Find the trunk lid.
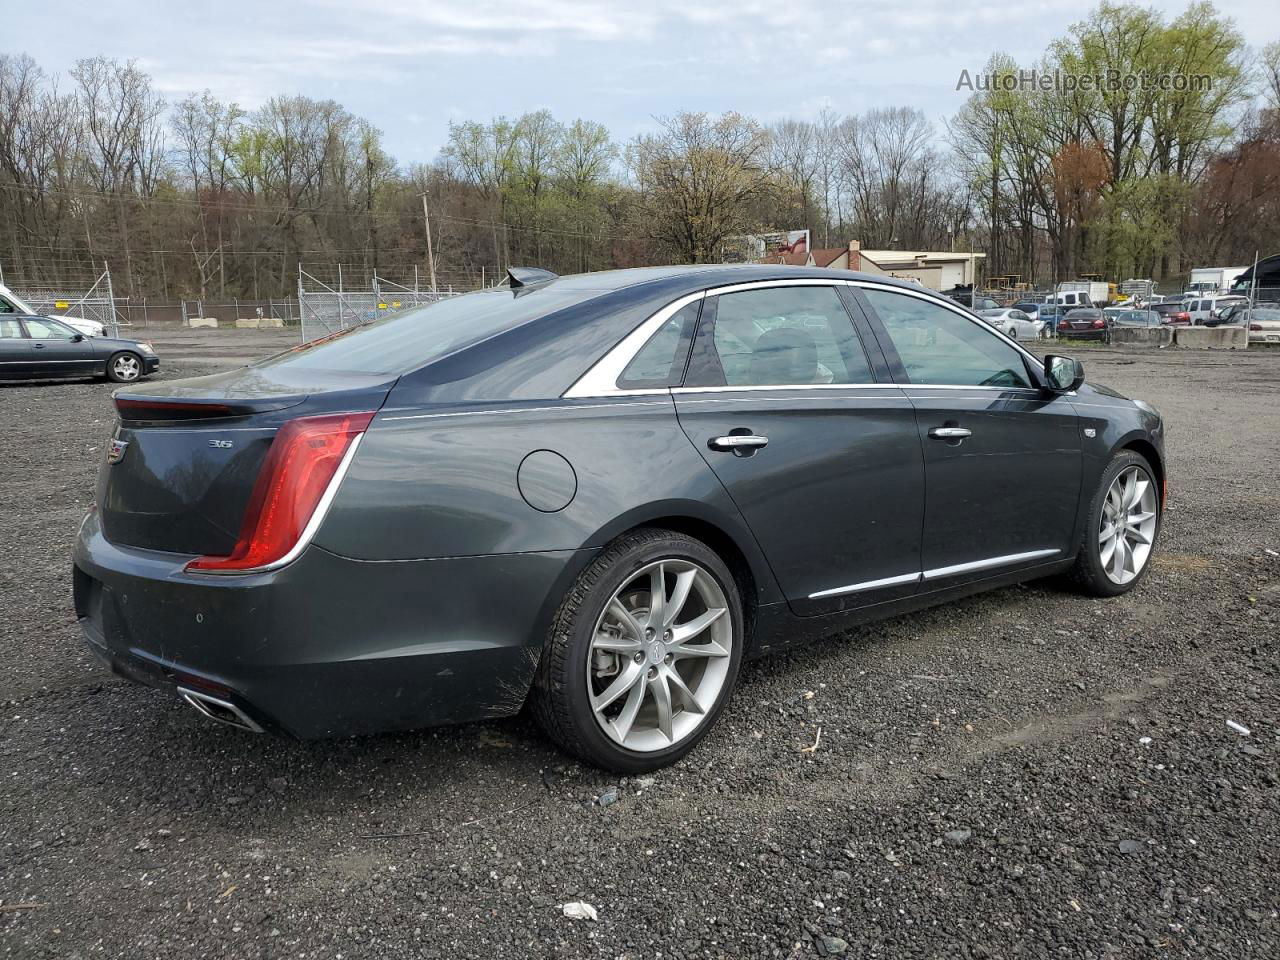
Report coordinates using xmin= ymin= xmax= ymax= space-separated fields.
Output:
xmin=98 ymin=365 xmax=394 ymax=555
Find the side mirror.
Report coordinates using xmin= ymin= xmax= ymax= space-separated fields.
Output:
xmin=1044 ymin=354 xmax=1084 ymax=393
xmin=71 ymin=333 xmax=85 ymax=342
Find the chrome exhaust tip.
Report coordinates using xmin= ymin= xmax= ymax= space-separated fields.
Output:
xmin=178 ymin=687 xmax=264 ymax=733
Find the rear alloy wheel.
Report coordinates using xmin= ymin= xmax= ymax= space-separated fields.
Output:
xmin=107 ymin=351 xmax=143 ymax=383
xmin=1068 ymin=451 xmax=1160 ymax=596
xmin=532 ymin=529 xmax=743 ymax=772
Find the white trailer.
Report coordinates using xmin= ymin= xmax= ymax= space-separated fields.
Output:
xmin=1049 ymin=281 xmax=1109 ymax=308
xmin=1186 ymin=267 xmax=1249 ymax=297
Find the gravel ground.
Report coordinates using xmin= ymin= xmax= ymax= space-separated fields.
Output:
xmin=1 ymin=342 xmax=1278 ymax=959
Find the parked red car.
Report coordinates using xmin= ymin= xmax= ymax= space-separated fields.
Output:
xmin=1151 ymin=303 xmax=1191 ymax=326
xmin=1057 ymin=307 xmax=1108 ymax=341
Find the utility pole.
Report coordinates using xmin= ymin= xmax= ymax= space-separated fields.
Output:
xmin=421 ymin=194 xmax=438 ymax=293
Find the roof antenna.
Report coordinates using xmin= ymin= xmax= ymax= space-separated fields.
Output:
xmin=506 ymin=267 xmax=559 ymax=288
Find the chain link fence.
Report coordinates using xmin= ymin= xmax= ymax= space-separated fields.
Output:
xmin=1 ymin=262 xmax=122 ymax=337
xmin=297 ymin=267 xmax=459 ymax=342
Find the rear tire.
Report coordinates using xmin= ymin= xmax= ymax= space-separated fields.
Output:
xmin=1067 ymin=450 xmax=1160 ymax=597
xmin=106 ymin=351 xmax=143 ymax=383
xmin=531 ymin=528 xmax=744 ymax=773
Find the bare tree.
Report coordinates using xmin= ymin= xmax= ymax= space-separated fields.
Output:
xmin=629 ymin=112 xmax=773 ymax=263
xmin=767 ymin=118 xmax=818 ymax=235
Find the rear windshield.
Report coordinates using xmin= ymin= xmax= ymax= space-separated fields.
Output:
xmin=255 ymin=286 xmax=599 ymax=377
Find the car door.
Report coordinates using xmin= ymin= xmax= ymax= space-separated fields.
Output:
xmin=672 ymin=280 xmax=924 ymax=617
xmin=854 ymin=284 xmax=1081 ymax=588
xmin=21 ymin=316 xmax=101 ymax=377
xmin=1009 ymin=310 xmax=1032 ymax=338
xmin=0 ymin=317 xmax=32 ymax=379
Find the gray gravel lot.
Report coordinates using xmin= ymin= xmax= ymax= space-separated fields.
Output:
xmin=1 ymin=338 xmax=1278 ymax=958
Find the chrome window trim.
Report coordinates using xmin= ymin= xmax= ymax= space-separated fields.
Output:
xmin=702 ymin=277 xmax=853 ymax=296
xmin=563 ymin=291 xmax=705 ymax=398
xmin=564 ymin=276 xmax=1051 ymax=399
xmin=672 ymin=383 xmax=903 ymax=395
xmin=895 ymin=384 xmax=1042 ymax=393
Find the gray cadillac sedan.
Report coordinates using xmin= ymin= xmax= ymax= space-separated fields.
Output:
xmin=73 ymin=265 xmax=1165 ymax=772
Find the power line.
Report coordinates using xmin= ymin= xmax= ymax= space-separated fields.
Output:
xmin=0 ymin=180 xmax=649 ymax=243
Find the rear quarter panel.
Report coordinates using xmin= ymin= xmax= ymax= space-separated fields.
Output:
xmin=314 ymin=394 xmax=784 ymax=606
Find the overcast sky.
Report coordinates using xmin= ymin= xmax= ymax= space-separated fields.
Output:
xmin=13 ymin=0 xmax=1276 ymax=162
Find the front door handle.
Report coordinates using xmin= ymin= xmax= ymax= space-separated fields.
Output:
xmin=708 ymin=434 xmax=769 ymax=451
xmin=928 ymin=426 xmax=972 ymax=440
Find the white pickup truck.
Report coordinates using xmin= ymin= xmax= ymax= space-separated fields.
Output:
xmin=1048 ymin=281 xmax=1109 ymax=309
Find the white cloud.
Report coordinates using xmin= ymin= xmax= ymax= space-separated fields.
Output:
xmin=16 ymin=0 xmax=1280 ymax=161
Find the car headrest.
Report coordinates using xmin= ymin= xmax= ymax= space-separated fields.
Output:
xmin=749 ymin=327 xmax=819 ymax=385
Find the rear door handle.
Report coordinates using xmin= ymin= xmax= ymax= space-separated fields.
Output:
xmin=928 ymin=426 xmax=972 ymax=440
xmin=708 ymin=435 xmax=769 ymax=451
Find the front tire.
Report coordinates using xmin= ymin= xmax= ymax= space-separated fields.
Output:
xmin=106 ymin=351 xmax=143 ymax=383
xmin=531 ymin=528 xmax=744 ymax=773
xmin=1068 ymin=451 xmax=1160 ymax=597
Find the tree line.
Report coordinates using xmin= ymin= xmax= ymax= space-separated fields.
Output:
xmin=0 ymin=1 xmax=1277 ymax=301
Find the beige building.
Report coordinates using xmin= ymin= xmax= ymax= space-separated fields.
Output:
xmin=759 ymin=240 xmax=985 ymax=292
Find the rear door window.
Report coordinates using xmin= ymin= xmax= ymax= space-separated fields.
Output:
xmin=686 ymin=285 xmax=874 ymax=388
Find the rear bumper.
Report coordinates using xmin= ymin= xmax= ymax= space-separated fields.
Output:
xmin=72 ymin=510 xmax=594 ymax=738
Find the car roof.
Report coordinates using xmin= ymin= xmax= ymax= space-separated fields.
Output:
xmin=390 ymin=265 xmax=944 ymax=404
xmin=542 ymin=263 xmax=928 ymax=295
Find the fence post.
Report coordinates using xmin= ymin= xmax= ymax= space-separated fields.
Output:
xmin=297 ymin=265 xmax=306 ymax=343
xmin=103 ymin=261 xmax=119 ymax=338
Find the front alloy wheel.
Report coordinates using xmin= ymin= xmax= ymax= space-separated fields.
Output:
xmin=108 ymin=352 xmax=142 ymax=382
xmin=1068 ymin=450 xmax=1160 ymax=596
xmin=532 ymin=529 xmax=743 ymax=772
xmin=1099 ymin=466 xmax=1158 ymax=585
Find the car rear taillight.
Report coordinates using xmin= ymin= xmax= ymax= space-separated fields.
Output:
xmin=1175 ymin=312 xmax=1189 ymax=322
xmin=1092 ymin=319 xmax=1105 ymax=328
xmin=1250 ymin=323 xmax=1262 ymax=331
xmin=185 ymin=412 xmax=374 ymax=574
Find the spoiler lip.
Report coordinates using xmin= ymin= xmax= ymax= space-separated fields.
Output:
xmin=113 ymin=394 xmax=306 ymax=422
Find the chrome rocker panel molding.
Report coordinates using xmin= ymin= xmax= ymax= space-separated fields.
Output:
xmin=808 ymin=549 xmax=1062 ymax=600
